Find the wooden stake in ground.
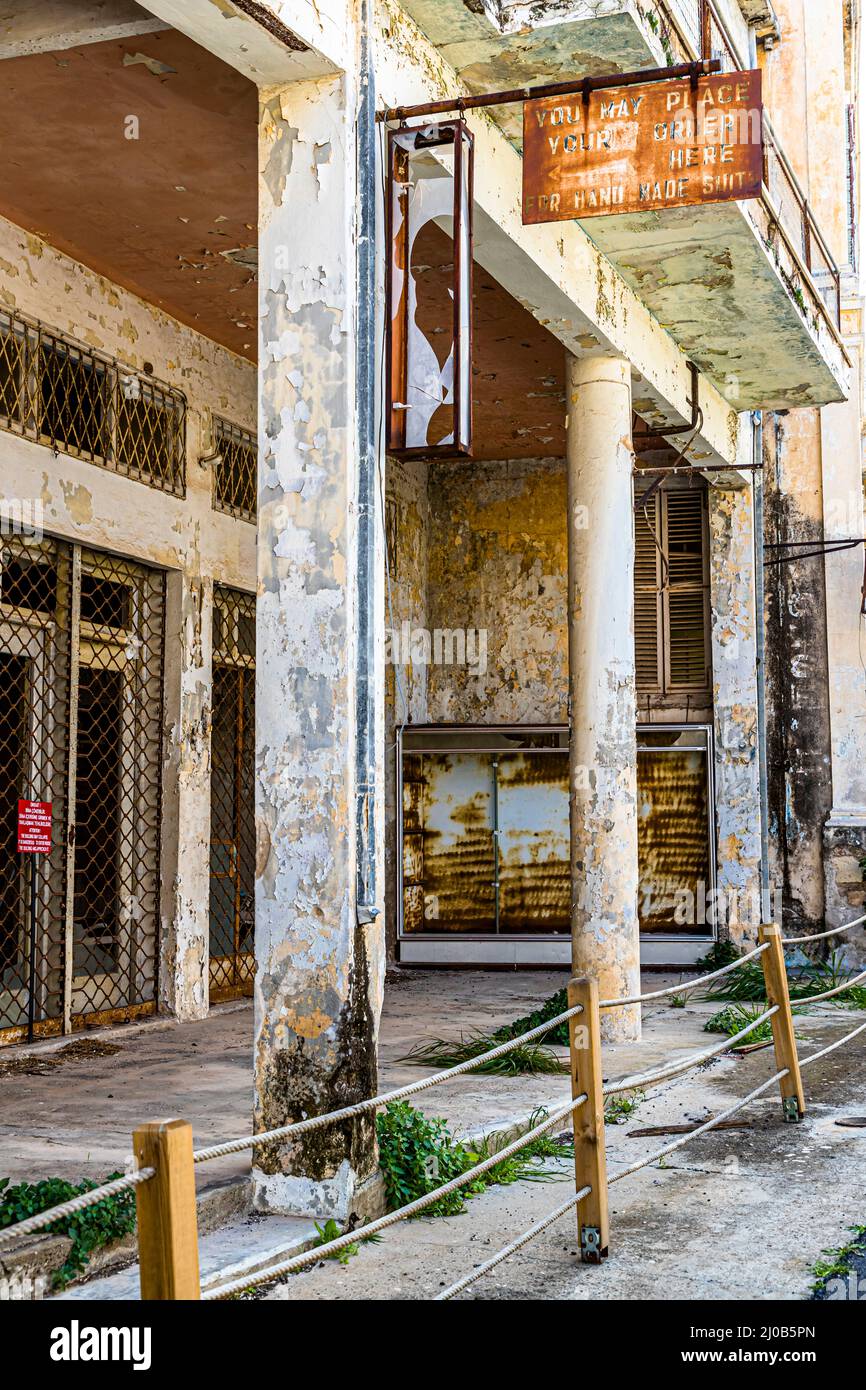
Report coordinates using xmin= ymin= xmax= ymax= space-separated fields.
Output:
xmin=758 ymin=923 xmax=806 ymax=1121
xmin=133 ymin=1118 xmax=201 ymax=1300
xmin=567 ymin=976 xmax=609 ymax=1262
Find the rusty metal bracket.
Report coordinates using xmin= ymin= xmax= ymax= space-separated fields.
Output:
xmin=378 ymin=59 xmax=720 ymax=124
xmin=633 ymin=361 xmax=702 ymax=442
xmin=580 ymin=1225 xmax=603 ymax=1264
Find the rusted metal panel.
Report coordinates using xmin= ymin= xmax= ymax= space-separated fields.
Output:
xmin=636 ymin=743 xmax=712 ymax=934
xmin=409 ymin=753 xmax=495 ymax=933
xmin=497 ymin=752 xmax=569 ymax=935
xmin=523 ymin=70 xmax=763 ymax=223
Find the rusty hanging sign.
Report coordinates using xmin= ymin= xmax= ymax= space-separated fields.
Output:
xmin=522 ymin=69 xmax=763 ymax=224
xmin=385 ymin=121 xmax=474 ymax=460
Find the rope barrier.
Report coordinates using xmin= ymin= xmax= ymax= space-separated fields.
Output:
xmin=794 ymin=968 xmax=866 ymax=1007
xmin=607 ymin=1072 xmax=788 ymax=1185
xmin=436 ymin=1071 xmax=787 ymax=1300
xmin=0 ymin=1168 xmax=154 ymax=1247
xmin=194 ymin=941 xmax=779 ymax=1165
xmin=782 ymin=913 xmax=866 ymax=946
xmin=192 ymin=931 xmax=809 ymax=1167
xmin=599 ymin=942 xmax=771 ymax=1009
xmin=193 ymin=1004 xmax=586 ymax=1164
xmin=602 ymin=1005 xmax=779 ymax=1097
xmin=799 ymin=1017 xmax=866 ymax=1068
xmin=201 ymin=1094 xmax=588 ymax=1300
xmin=435 ymin=1185 xmax=593 ymax=1301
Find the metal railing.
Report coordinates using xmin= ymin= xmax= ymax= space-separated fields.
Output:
xmin=3 ymin=913 xmax=864 ymax=1300
xmin=655 ymin=0 xmax=842 ymax=329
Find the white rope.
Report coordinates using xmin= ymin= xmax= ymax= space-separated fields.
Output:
xmin=603 ymin=1005 xmax=779 ymax=1096
xmin=599 ymin=942 xmax=771 ymax=1009
xmin=201 ymin=1095 xmax=587 ymax=1300
xmin=435 ymin=1185 xmax=592 ymax=1301
xmin=795 ymin=969 xmax=866 ymax=1007
xmin=195 ymin=940 xmax=784 ymax=1166
xmin=800 ymin=1017 xmax=866 ymax=1068
xmin=782 ymin=913 xmax=866 ymax=946
xmin=195 ymin=943 xmax=780 ymax=1165
xmin=0 ymin=1168 xmax=154 ymax=1247
xmin=193 ymin=1004 xmax=585 ymax=1164
xmin=608 ymin=1071 xmax=788 ymax=1185
xmin=437 ymin=1071 xmax=786 ymax=1300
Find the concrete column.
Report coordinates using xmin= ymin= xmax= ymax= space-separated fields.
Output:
xmin=159 ymin=570 xmax=212 ymax=1021
xmin=566 ymin=353 xmax=640 ymax=1042
xmin=707 ymin=482 xmax=764 ymax=947
xmin=253 ymin=74 xmax=385 ymax=1221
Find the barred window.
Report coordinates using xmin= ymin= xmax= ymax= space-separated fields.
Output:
xmin=213 ymin=584 xmax=256 ymax=662
xmin=39 ymin=339 xmax=108 ymax=462
xmin=115 ymin=376 xmax=185 ymax=492
xmin=634 ymin=481 xmax=710 ymax=695
xmin=212 ymin=416 xmax=256 ymax=523
xmin=0 ymin=309 xmax=186 ymax=497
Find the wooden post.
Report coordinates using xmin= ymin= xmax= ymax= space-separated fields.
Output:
xmin=133 ymin=1119 xmax=201 ymax=1300
xmin=567 ymin=977 xmax=609 ymax=1262
xmin=757 ymin=924 xmax=806 ymax=1122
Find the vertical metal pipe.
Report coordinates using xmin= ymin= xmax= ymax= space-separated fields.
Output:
xmin=355 ymin=0 xmax=378 ymax=924
xmin=752 ymin=410 xmax=771 ymax=916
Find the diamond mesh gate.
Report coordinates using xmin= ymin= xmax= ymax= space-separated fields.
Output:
xmin=209 ymin=586 xmax=255 ymax=1001
xmin=0 ymin=533 xmax=165 ymax=1043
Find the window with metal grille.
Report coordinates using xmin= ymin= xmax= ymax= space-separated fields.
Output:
xmin=634 ymin=482 xmax=710 ymax=695
xmin=212 ymin=416 xmax=256 ymax=522
xmin=0 ymin=309 xmax=186 ymax=496
xmin=209 ymin=585 xmax=256 ymax=1001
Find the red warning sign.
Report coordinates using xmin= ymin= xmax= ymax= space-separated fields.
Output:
xmin=17 ymin=800 xmax=52 ymax=853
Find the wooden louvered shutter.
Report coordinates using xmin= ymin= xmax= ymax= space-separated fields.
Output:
xmin=634 ymin=491 xmax=662 ymax=689
xmin=664 ymin=489 xmax=709 ymax=689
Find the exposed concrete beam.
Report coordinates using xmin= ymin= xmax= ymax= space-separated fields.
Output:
xmin=375 ymin=0 xmax=741 ymax=469
xmin=0 ymin=1 xmax=168 ymax=59
xmin=135 ymin=0 xmax=345 ymax=82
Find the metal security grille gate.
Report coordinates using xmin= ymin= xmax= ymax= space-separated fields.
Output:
xmin=0 ymin=533 xmax=165 ymax=1043
xmin=209 ymin=586 xmax=255 ymax=1001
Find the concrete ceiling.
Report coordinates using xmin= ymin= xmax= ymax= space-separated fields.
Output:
xmin=0 ymin=14 xmax=581 ymax=454
xmin=0 ymin=26 xmax=259 ymax=358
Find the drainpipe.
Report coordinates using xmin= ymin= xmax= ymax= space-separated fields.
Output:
xmin=752 ymin=409 xmax=771 ymax=918
xmin=355 ymin=0 xmax=378 ymax=926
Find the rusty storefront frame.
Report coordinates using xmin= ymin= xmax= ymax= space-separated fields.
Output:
xmin=0 ymin=534 xmax=166 ymax=1044
xmin=396 ymin=723 xmax=717 ymax=966
xmin=208 ymin=585 xmax=255 ymax=1002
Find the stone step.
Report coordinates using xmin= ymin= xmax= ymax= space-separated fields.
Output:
xmin=55 ymin=1210 xmax=321 ymax=1300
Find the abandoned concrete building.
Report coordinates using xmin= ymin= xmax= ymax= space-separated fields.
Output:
xmin=0 ymin=0 xmax=863 ymax=1216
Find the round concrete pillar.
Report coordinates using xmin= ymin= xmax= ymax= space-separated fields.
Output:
xmin=566 ymin=353 xmax=641 ymax=1041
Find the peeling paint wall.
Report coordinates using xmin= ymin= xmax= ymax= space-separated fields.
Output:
xmin=0 ymin=211 xmax=256 ymax=1020
xmin=253 ymin=74 xmax=385 ymax=1222
xmin=708 ymin=482 xmax=762 ymax=945
xmin=383 ymin=455 xmax=429 ymax=958
xmin=764 ymin=410 xmax=833 ymax=935
xmin=426 ymin=457 xmax=568 ymax=724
